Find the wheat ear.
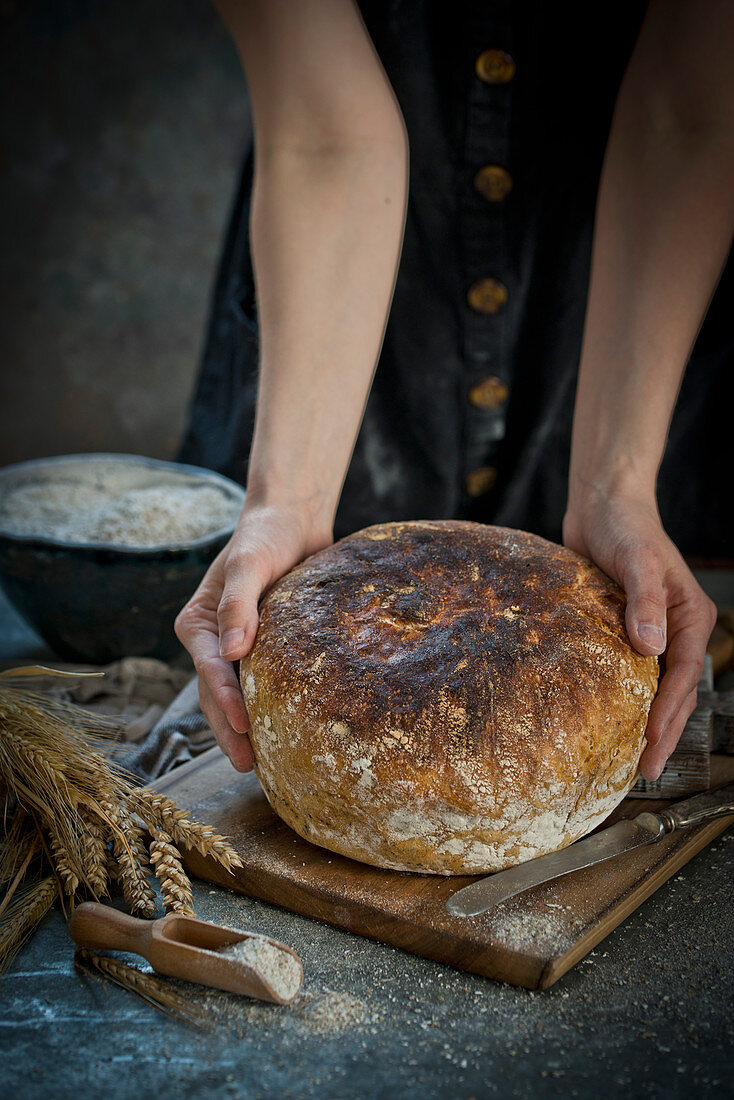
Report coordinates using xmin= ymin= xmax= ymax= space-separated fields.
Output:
xmin=129 ymin=788 xmax=243 ymax=872
xmin=102 ymin=800 xmax=156 ymax=918
xmin=0 ymin=876 xmax=58 ymax=973
xmin=148 ymin=827 xmax=195 ymax=916
xmin=79 ymin=809 xmax=110 ymax=897
xmin=73 ymin=949 xmax=211 ymax=1030
xmin=115 ymin=825 xmax=157 ymax=917
xmin=47 ymin=819 xmax=82 ymax=896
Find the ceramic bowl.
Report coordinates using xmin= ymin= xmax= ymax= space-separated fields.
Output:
xmin=0 ymin=453 xmax=246 ymax=662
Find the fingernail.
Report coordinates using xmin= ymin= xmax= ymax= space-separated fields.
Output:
xmin=220 ymin=628 xmax=245 ymax=656
xmin=638 ymin=622 xmax=666 ymax=651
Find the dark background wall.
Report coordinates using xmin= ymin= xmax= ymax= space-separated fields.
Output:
xmin=0 ymin=0 xmax=250 ymax=466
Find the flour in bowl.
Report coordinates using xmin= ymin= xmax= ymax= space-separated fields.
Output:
xmin=0 ymin=481 xmax=242 ymax=547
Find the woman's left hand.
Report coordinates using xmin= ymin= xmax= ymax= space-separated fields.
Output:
xmin=563 ymin=489 xmax=717 ymax=781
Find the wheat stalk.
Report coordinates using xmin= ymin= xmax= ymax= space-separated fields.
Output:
xmin=0 ymin=843 xmax=36 ymax=920
xmin=0 ymin=876 xmax=58 ymax=973
xmin=0 ymin=808 xmax=36 ymax=885
xmin=149 ymin=827 xmax=195 ymax=916
xmin=0 ymin=681 xmax=122 ymax=868
xmin=129 ymin=788 xmax=243 ymax=872
xmin=0 ymin=667 xmax=245 ymax=937
xmin=73 ymin=949 xmax=211 ymax=1030
xmin=0 ymin=682 xmax=119 ymax=789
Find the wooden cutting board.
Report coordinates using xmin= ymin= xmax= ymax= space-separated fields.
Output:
xmin=155 ymin=750 xmax=734 ymax=990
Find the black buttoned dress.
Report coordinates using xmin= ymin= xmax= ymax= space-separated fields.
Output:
xmin=178 ymin=1 xmax=732 ymax=557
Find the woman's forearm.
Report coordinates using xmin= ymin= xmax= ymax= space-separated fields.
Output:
xmin=564 ymin=0 xmax=732 ymax=779
xmin=246 ymin=137 xmax=408 ymax=531
xmin=569 ymin=0 xmax=734 ymax=509
xmin=213 ymin=0 xmax=409 ymax=534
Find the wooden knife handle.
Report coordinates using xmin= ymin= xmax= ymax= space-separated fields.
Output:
xmin=659 ymin=784 xmax=734 ymax=832
xmin=69 ymin=901 xmax=154 ymax=958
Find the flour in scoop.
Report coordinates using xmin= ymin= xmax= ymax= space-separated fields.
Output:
xmin=216 ymin=935 xmax=302 ymax=1002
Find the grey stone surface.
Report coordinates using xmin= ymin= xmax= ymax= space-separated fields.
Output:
xmin=0 ymin=0 xmax=249 ymax=466
xmin=2 ymin=852 xmax=733 ymax=1100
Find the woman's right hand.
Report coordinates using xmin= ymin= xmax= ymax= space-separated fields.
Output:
xmin=175 ymin=500 xmax=333 ymax=772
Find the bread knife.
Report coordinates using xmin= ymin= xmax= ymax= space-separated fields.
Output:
xmin=445 ymin=783 xmax=734 ymax=918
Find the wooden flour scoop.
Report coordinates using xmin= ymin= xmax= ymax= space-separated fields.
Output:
xmin=69 ymin=902 xmax=303 ymax=1004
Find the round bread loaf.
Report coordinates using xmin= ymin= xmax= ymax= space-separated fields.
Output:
xmin=241 ymin=521 xmax=658 ymax=874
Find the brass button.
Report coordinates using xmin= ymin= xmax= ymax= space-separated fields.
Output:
xmin=467 ymin=278 xmax=508 ymax=315
xmin=474 ymin=164 xmax=513 ymax=203
xmin=465 ymin=467 xmax=498 ymax=497
xmin=468 ymin=376 xmax=509 ymax=411
xmin=475 ymin=49 xmax=516 ymax=85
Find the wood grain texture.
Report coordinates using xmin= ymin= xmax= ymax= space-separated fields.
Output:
xmin=154 ymin=749 xmax=734 ymax=990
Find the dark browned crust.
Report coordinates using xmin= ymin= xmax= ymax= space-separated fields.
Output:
xmin=249 ymin=523 xmax=648 ymax=767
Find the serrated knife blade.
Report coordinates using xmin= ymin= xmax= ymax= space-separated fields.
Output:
xmin=445 ymin=782 xmax=734 ymax=918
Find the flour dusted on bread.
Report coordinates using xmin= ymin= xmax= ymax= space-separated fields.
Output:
xmin=241 ymin=522 xmax=658 ymax=875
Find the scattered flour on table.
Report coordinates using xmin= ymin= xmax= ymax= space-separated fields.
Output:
xmin=476 ymin=887 xmax=595 ymax=955
xmin=0 ymin=480 xmax=242 ymax=547
xmin=481 ymin=904 xmax=577 ymax=954
xmin=196 ymin=981 xmax=375 ymax=1038
xmin=215 ymin=936 xmax=302 ymax=1002
xmin=297 ymin=991 xmax=371 ymax=1033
